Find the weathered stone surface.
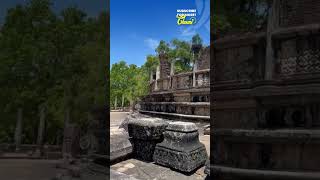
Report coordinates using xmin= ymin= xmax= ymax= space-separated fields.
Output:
xmin=204 ymin=125 xmax=210 ymax=135
xmin=153 ymin=121 xmax=208 ymax=172
xmin=204 ymin=158 xmax=210 ymax=176
xmin=211 ymin=1 xmax=320 ymax=179
xmin=130 ymin=139 xmax=158 ymax=162
xmin=128 ymin=118 xmax=168 ymax=161
xmin=110 ymin=129 xmax=132 ymax=163
xmin=128 ymin=118 xmax=168 ymax=140
xmin=110 ymin=169 xmax=140 ymax=180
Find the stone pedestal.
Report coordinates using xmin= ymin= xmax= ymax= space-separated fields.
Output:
xmin=110 ymin=129 xmax=132 ymax=163
xmin=128 ymin=118 xmax=168 ymax=161
xmin=153 ymin=122 xmax=208 ymax=172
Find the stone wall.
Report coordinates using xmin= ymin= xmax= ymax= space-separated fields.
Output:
xmin=211 ymin=1 xmax=320 ymax=178
xmin=274 ymin=33 xmax=320 ymax=77
xmin=280 ymin=0 xmax=320 ymax=27
xmin=197 ymin=47 xmax=210 ymax=70
xmin=213 ymin=33 xmax=266 ymax=84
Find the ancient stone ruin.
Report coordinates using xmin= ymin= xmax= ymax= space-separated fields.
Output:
xmin=210 ymin=0 xmax=320 ymax=179
xmin=110 ymin=45 xmax=210 ymax=179
xmin=140 ymin=46 xmax=210 ymax=121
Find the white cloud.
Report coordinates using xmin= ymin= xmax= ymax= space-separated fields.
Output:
xmin=144 ymin=38 xmax=159 ymax=50
xmin=180 ymin=28 xmax=197 ymax=37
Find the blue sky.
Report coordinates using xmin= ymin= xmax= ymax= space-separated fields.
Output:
xmin=111 ymin=0 xmax=210 ymax=67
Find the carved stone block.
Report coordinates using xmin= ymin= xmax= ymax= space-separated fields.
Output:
xmin=153 ymin=122 xmax=208 ymax=172
xmin=128 ymin=118 xmax=168 ymax=161
xmin=110 ymin=129 xmax=132 ymax=163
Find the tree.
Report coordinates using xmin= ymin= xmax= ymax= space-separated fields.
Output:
xmin=0 ymin=0 xmax=108 ymax=144
xmin=213 ymin=0 xmax=270 ymax=38
xmin=156 ymin=40 xmax=170 ymax=55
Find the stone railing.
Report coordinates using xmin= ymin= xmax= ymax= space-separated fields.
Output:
xmin=195 ymin=69 xmax=210 ymax=87
xmin=150 ymin=69 xmax=210 ymax=92
xmin=172 ymin=72 xmax=193 ymax=90
xmin=272 ymin=24 xmax=320 ymax=80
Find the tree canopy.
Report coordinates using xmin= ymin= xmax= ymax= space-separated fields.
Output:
xmin=0 ymin=0 xmax=108 ymax=144
xmin=110 ymin=34 xmax=204 ymax=109
xmin=213 ymin=0 xmax=270 ymax=39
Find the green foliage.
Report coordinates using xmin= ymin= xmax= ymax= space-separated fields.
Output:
xmin=156 ymin=40 xmax=170 ymax=55
xmin=192 ymin=34 xmax=202 ymax=45
xmin=213 ymin=0 xmax=270 ymax=38
xmin=110 ymin=34 xmax=205 ymax=107
xmin=0 ymin=0 xmax=108 ymax=144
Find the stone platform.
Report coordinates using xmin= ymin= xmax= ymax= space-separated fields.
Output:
xmin=111 ymin=158 xmax=208 ymax=180
xmin=153 ymin=122 xmax=208 ymax=172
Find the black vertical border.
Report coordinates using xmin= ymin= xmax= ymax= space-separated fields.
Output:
xmin=210 ymin=0 xmax=214 ymax=177
xmin=106 ymin=0 xmax=111 ymax=178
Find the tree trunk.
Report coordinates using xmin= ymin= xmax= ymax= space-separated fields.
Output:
xmin=14 ymin=108 xmax=23 ymax=152
xmin=37 ymin=105 xmax=46 ymax=147
xmin=121 ymin=94 xmax=125 ymax=109
xmin=64 ymin=107 xmax=70 ymax=126
xmin=115 ymin=96 xmax=117 ymax=110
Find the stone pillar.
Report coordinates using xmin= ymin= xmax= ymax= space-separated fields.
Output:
xmin=170 ymin=60 xmax=175 ymax=76
xmin=159 ymin=53 xmax=170 ymax=79
xmin=155 ymin=66 xmax=160 ymax=91
xmin=193 ymin=62 xmax=198 ymax=87
xmin=14 ymin=108 xmax=23 ymax=152
xmin=170 ymin=60 xmax=175 ymax=89
xmin=265 ymin=0 xmax=280 ymax=80
xmin=150 ymin=70 xmax=153 ymax=83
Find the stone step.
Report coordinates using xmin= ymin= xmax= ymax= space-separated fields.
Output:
xmin=0 ymin=153 xmax=41 ymax=159
xmin=139 ymin=110 xmax=210 ymax=120
xmin=45 ymin=152 xmax=62 ymax=159
xmin=211 ymin=165 xmax=320 ymax=180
